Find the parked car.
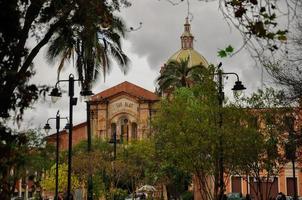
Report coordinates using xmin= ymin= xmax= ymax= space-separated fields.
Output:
xmin=125 ymin=192 xmax=147 ymax=200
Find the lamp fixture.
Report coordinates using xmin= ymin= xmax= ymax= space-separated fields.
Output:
xmin=49 ymin=87 xmax=62 ymax=103
xmin=80 ymin=89 xmax=94 ymax=102
xmin=43 ymin=123 xmax=51 ymax=134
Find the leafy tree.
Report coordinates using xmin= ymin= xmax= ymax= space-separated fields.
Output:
xmin=46 ymin=0 xmax=130 ymax=90
xmin=70 ymin=140 xmax=112 ymax=199
xmin=0 ymin=128 xmax=55 ymax=199
xmin=237 ymin=87 xmax=288 ymax=108
xmin=154 ymin=162 xmax=192 ymax=200
xmin=153 ymin=85 xmax=259 ymax=200
xmin=41 ymin=163 xmax=81 ymax=193
xmin=119 ymin=140 xmax=156 ymax=192
xmin=233 ymin=87 xmax=293 ymax=200
xmin=70 ymin=139 xmax=157 ymax=199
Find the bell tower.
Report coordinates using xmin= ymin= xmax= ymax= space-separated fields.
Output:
xmin=181 ymin=17 xmax=194 ymax=49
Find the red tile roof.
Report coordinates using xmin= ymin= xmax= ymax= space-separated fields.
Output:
xmin=45 ymin=122 xmax=87 ymax=139
xmin=92 ymin=81 xmax=159 ymax=101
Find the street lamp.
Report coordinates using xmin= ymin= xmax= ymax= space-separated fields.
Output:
xmin=49 ymin=74 xmax=93 ymax=200
xmin=109 ymin=128 xmax=117 ymax=160
xmin=83 ymin=90 xmax=94 ymax=200
xmin=43 ymin=111 xmax=68 ymax=200
xmin=215 ymin=62 xmax=246 ymax=200
xmin=284 ymin=116 xmax=298 ymax=200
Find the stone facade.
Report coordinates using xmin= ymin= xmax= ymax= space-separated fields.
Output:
xmin=89 ymin=81 xmax=159 ymax=143
xmin=46 ymin=81 xmax=159 ymax=148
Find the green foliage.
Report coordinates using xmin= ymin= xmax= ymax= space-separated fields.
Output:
xmin=71 ymin=140 xmax=112 ymax=198
xmin=41 ymin=163 xmax=80 ymax=192
xmin=153 ymin=85 xmax=259 ymax=200
xmin=107 ymin=188 xmax=128 ymax=200
xmin=218 ymin=45 xmax=234 ymax=58
xmin=68 ymin=139 xmax=158 ymax=198
xmin=181 ymin=191 xmax=194 ymax=200
xmin=47 ymin=0 xmax=130 ymax=90
xmin=0 ymin=127 xmax=54 ymax=199
xmin=232 ymin=87 xmax=292 ymax=200
xmin=237 ymin=87 xmax=288 ymax=108
xmin=156 ymin=57 xmax=210 ymax=94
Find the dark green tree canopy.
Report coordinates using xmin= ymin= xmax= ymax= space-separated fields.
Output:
xmin=156 ymin=58 xmax=212 ymax=94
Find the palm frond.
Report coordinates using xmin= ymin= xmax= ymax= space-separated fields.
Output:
xmin=156 ymin=57 xmax=206 ymax=93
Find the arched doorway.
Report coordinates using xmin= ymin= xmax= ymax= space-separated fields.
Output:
xmin=110 ymin=114 xmax=138 ymax=143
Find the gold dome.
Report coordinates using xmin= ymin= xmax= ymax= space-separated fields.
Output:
xmin=167 ymin=18 xmax=209 ymax=67
xmin=168 ymin=48 xmax=209 ymax=67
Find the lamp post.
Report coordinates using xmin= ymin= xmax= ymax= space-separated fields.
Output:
xmin=285 ymin=116 xmax=298 ymax=200
xmin=43 ymin=110 xmax=68 ymax=200
xmin=49 ymin=74 xmax=93 ymax=200
xmin=109 ymin=128 xmax=117 ymax=160
xmin=80 ymin=90 xmax=94 ymax=200
xmin=215 ymin=62 xmax=246 ymax=200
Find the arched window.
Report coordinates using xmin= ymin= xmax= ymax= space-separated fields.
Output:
xmin=120 ymin=118 xmax=129 ymax=143
xmin=131 ymin=122 xmax=138 ymax=140
xmin=110 ymin=123 xmax=116 ymax=143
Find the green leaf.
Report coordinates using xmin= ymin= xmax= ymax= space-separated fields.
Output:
xmin=277 ymin=35 xmax=287 ymax=41
xmin=225 ymin=45 xmax=234 ymax=53
xmin=218 ymin=45 xmax=235 ymax=58
xmin=218 ymin=50 xmax=227 ymax=58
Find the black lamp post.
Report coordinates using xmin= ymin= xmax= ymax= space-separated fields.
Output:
xmin=43 ymin=111 xmax=68 ymax=200
xmin=80 ymin=89 xmax=94 ymax=200
xmin=285 ymin=116 xmax=298 ymax=200
xmin=49 ymin=74 xmax=93 ymax=200
xmin=215 ymin=62 xmax=246 ymax=200
xmin=109 ymin=128 xmax=117 ymax=160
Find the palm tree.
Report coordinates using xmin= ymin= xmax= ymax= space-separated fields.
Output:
xmin=156 ymin=58 xmax=207 ymax=94
xmin=47 ymin=0 xmax=129 ymax=90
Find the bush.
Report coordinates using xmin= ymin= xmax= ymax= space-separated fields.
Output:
xmin=107 ymin=188 xmax=128 ymax=200
xmin=181 ymin=191 xmax=193 ymax=200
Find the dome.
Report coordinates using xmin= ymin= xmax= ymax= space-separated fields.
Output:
xmin=167 ymin=18 xmax=209 ymax=67
xmin=168 ymin=48 xmax=209 ymax=67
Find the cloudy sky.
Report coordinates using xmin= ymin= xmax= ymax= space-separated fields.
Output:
xmin=19 ymin=0 xmax=275 ymax=131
